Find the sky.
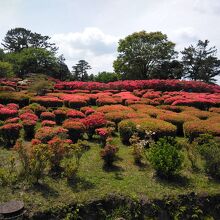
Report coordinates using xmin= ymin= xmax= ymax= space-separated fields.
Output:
xmin=0 ymin=0 xmax=220 ymax=83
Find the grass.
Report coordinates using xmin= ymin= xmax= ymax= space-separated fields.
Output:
xmin=1 ymin=135 xmax=220 ymax=214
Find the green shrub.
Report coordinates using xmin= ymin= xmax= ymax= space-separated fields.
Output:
xmin=148 ymin=137 xmax=183 ymax=178
xmin=196 ymin=134 xmax=220 ymax=179
xmin=118 ymin=120 xmax=136 ymax=144
xmin=61 ymin=140 xmax=87 ymax=180
xmin=119 ymin=118 xmax=177 ymax=144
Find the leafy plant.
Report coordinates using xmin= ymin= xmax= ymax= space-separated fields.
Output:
xmin=148 ymin=137 xmax=184 ymax=178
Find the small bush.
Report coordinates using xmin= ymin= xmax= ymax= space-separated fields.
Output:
xmin=23 ymin=119 xmax=37 ymax=140
xmin=63 ymin=119 xmax=86 ymax=142
xmin=53 ymin=109 xmax=66 ymax=124
xmin=0 ymin=123 xmax=22 ymax=146
xmin=0 ymin=107 xmax=18 ymax=120
xmin=118 ymin=120 xmax=136 ymax=144
xmin=40 ymin=111 xmax=55 ymax=121
xmin=19 ymin=112 xmax=38 ymax=121
xmin=100 ymin=138 xmax=119 ymax=167
xmin=41 ymin=120 xmax=56 ymax=127
xmin=195 ymin=134 xmax=220 ymax=179
xmin=148 ymin=137 xmax=183 ymax=178
xmin=66 ymin=109 xmax=85 ymax=118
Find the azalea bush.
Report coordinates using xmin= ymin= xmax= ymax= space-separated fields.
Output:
xmin=40 ymin=111 xmax=56 ymax=121
xmin=19 ymin=112 xmax=38 ymax=121
xmin=63 ymin=119 xmax=86 ymax=142
xmin=82 ymin=112 xmax=107 ymax=139
xmin=0 ymin=106 xmax=18 ymax=120
xmin=100 ymin=138 xmax=119 ymax=167
xmin=22 ymin=119 xmax=37 ymax=140
xmin=0 ymin=123 xmax=22 ymax=146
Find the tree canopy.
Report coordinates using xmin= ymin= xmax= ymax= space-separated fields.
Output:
xmin=181 ymin=40 xmax=220 ymax=83
xmin=2 ymin=27 xmax=58 ymax=53
xmin=113 ymin=31 xmax=177 ymax=80
xmin=72 ymin=60 xmax=91 ymax=81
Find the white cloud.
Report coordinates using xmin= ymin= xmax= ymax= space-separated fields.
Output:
xmin=52 ymin=27 xmax=119 ymax=73
xmin=193 ymin=0 xmax=220 ymax=14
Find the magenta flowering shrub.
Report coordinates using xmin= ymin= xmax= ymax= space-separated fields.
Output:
xmin=19 ymin=112 xmax=38 ymax=121
xmin=55 ymin=80 xmax=220 ymax=93
xmin=0 ymin=106 xmax=18 ymax=120
xmin=40 ymin=112 xmax=56 ymax=121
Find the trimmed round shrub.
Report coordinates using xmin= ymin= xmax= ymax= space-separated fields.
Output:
xmin=26 ymin=103 xmax=47 ymax=117
xmin=23 ymin=119 xmax=37 ymax=140
xmin=209 ymin=107 xmax=220 ymax=114
xmin=35 ymin=126 xmax=68 ymax=143
xmin=181 ymin=110 xmax=214 ymax=120
xmin=82 ymin=113 xmax=107 ymax=139
xmin=183 ymin=120 xmax=220 ymax=142
xmin=53 ymin=109 xmax=67 ymax=124
xmin=6 ymin=103 xmax=19 ymax=110
xmin=0 ymin=107 xmax=18 ymax=120
xmin=97 ymin=105 xmax=132 ymax=113
xmin=0 ymin=92 xmax=29 ymax=107
xmin=66 ymin=109 xmax=85 ymax=118
xmin=40 ymin=112 xmax=56 ymax=121
xmin=148 ymin=137 xmax=183 ymax=178
xmin=157 ymin=112 xmax=198 ymax=135
xmin=4 ymin=117 xmax=20 ymax=124
xmin=96 ymin=96 xmax=118 ymax=106
xmin=119 ymin=118 xmax=177 ymax=144
xmin=68 ymin=99 xmax=87 ymax=109
xmin=63 ymin=119 xmax=86 ymax=142
xmin=118 ymin=120 xmax=136 ymax=144
xmin=0 ymin=123 xmax=22 ymax=146
xmin=19 ymin=112 xmax=38 ymax=121
xmin=30 ymin=96 xmax=63 ymax=108
xmin=41 ymin=120 xmax=56 ymax=127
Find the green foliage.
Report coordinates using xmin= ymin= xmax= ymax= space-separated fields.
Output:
xmin=0 ymin=61 xmax=14 ymax=78
xmin=118 ymin=120 xmax=136 ymax=144
xmin=61 ymin=140 xmax=88 ymax=180
xmin=71 ymin=60 xmax=91 ymax=81
xmin=113 ymin=31 xmax=177 ymax=79
xmin=2 ymin=27 xmax=58 ymax=53
xmin=95 ymin=71 xmax=121 ymax=83
xmin=28 ymin=74 xmax=54 ymax=95
xmin=148 ymin=137 xmax=183 ymax=178
xmin=195 ymin=134 xmax=220 ymax=179
xmin=181 ymin=40 xmax=220 ymax=83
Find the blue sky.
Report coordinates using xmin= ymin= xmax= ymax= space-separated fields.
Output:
xmin=0 ymin=0 xmax=220 ymax=83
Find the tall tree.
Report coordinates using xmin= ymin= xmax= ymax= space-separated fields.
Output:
xmin=5 ymin=48 xmax=58 ymax=78
xmin=2 ymin=27 xmax=58 ymax=53
xmin=113 ymin=31 xmax=177 ymax=79
xmin=151 ymin=60 xmax=183 ymax=79
xmin=181 ymin=40 xmax=220 ymax=83
xmin=95 ymin=71 xmax=120 ymax=83
xmin=72 ymin=60 xmax=91 ymax=81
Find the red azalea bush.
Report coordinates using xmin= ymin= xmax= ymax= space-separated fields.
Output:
xmin=26 ymin=103 xmax=47 ymax=116
xmin=4 ymin=117 xmax=20 ymax=124
xmin=30 ymin=96 xmax=63 ymax=108
xmin=41 ymin=120 xmax=56 ymax=127
xmin=0 ymin=107 xmax=18 ymax=120
xmin=0 ymin=123 xmax=22 ymax=146
xmin=6 ymin=103 xmax=19 ymax=110
xmin=19 ymin=112 xmax=38 ymax=121
xmin=82 ymin=112 xmax=107 ymax=139
xmin=48 ymin=136 xmax=71 ymax=172
xmin=35 ymin=126 xmax=68 ymax=143
xmin=66 ymin=109 xmax=85 ymax=118
xmin=22 ymin=119 xmax=37 ymax=140
xmin=97 ymin=104 xmax=132 ymax=113
xmin=0 ymin=92 xmax=29 ymax=107
xmin=40 ymin=112 xmax=56 ymax=121
xmin=63 ymin=119 xmax=86 ymax=141
xmin=181 ymin=110 xmax=215 ymax=120
xmin=55 ymin=80 xmax=220 ymax=93
xmin=96 ymin=96 xmax=118 ymax=106
xmin=96 ymin=128 xmax=112 ymax=147
xmin=142 ymin=91 xmax=162 ymax=99
xmin=53 ymin=109 xmax=67 ymax=124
